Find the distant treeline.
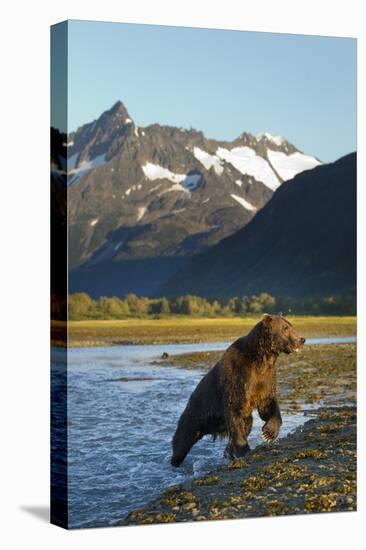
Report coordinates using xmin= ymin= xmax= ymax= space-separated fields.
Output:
xmin=64 ymin=292 xmax=356 ymax=320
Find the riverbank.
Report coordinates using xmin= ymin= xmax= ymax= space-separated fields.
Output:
xmin=121 ymin=405 xmax=356 ymax=525
xmin=120 ymin=342 xmax=356 ymax=525
xmin=64 ymin=316 xmax=356 ymax=347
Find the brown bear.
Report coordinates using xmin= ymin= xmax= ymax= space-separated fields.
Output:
xmin=171 ymin=315 xmax=305 ymax=466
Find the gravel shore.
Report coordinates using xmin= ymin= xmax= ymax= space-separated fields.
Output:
xmin=121 ymin=405 xmax=356 ymax=525
xmin=119 ymin=342 xmax=356 ymax=525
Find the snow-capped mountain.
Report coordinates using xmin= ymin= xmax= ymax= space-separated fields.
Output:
xmin=58 ymin=100 xmax=321 ymax=297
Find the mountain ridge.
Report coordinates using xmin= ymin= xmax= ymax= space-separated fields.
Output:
xmin=158 ymin=153 xmax=356 ymax=299
xmin=58 ymin=100 xmax=322 ymax=297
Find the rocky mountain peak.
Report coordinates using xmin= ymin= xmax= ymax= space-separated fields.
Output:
xmin=110 ymin=99 xmax=128 ymax=113
xmin=64 ymin=100 xmax=136 ymax=184
xmin=64 ymin=101 xmax=322 ymax=296
xmin=102 ymin=99 xmax=134 ymax=126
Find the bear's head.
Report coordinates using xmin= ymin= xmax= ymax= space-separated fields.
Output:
xmin=261 ymin=314 xmax=305 ymax=354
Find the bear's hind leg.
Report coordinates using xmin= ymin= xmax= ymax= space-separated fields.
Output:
xmin=171 ymin=414 xmax=203 ymax=467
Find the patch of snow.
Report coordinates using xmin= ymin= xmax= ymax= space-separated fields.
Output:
xmin=62 ymin=141 xmax=74 ymax=147
xmin=159 ymin=183 xmax=190 ymax=195
xmin=267 ymin=150 xmax=321 ymax=181
xmin=231 ymin=194 xmax=257 ymax=212
xmin=137 ymin=184 xmax=142 ymax=190
xmin=193 ymin=147 xmax=224 ymax=175
xmin=67 ymin=154 xmax=107 ymax=185
xmin=216 ymin=146 xmax=280 ymax=191
xmin=134 ymin=127 xmax=139 ymax=137
xmin=125 ymin=118 xmax=132 ymax=124
xmin=143 ymin=162 xmax=183 ymax=183
xmin=88 ymin=155 xmax=106 ymax=169
xmin=149 ymin=184 xmax=161 ymax=193
xmin=202 ymin=198 xmax=210 ymax=204
xmin=257 ymin=132 xmax=284 ymax=146
xmin=172 ymin=208 xmax=186 ymax=214
xmin=68 ymin=153 xmax=79 ymax=170
xmin=90 ymin=218 xmax=99 ymax=226
xmin=136 ymin=206 xmax=147 ymax=221
xmin=235 ymin=179 xmax=243 ymax=187
xmin=142 ymin=162 xmax=201 ymax=191
xmin=110 ymin=167 xmax=115 ymax=172
xmin=141 ymin=130 xmax=145 ymax=136
xmin=125 ymin=188 xmax=131 ymax=196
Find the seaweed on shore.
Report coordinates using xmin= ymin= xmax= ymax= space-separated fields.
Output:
xmin=121 ymin=406 xmax=356 ymax=526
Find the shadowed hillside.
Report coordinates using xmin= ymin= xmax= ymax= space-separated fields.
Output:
xmin=158 ymin=153 xmax=356 ymax=299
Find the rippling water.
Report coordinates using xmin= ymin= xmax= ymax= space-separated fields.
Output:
xmin=52 ymin=336 xmax=356 ymax=529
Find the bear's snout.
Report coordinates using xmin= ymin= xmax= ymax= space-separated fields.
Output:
xmin=301 ymin=338 xmax=306 ymax=344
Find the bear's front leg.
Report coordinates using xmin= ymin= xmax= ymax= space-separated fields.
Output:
xmin=225 ymin=414 xmax=253 ymax=460
xmin=224 ymin=441 xmax=250 ymax=460
xmin=258 ymin=398 xmax=282 ymax=443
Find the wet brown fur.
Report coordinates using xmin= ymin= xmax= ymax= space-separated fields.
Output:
xmin=171 ymin=315 xmax=305 ymax=466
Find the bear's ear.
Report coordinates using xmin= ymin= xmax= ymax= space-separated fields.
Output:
xmin=262 ymin=313 xmax=272 ymax=325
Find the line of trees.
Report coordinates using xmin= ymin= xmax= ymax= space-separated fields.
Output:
xmin=66 ymin=292 xmax=355 ymax=320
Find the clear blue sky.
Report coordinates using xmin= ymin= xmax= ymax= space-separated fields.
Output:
xmin=55 ymin=20 xmax=356 ymax=162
